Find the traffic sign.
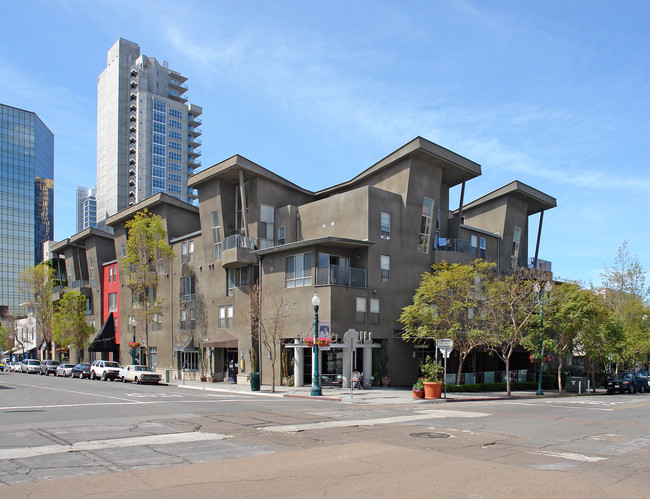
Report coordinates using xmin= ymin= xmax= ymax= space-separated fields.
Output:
xmin=436 ymin=338 xmax=453 ymax=349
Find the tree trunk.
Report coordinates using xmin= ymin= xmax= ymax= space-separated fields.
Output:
xmin=557 ymin=357 xmax=563 ymax=393
xmin=456 ymin=352 xmax=468 ymax=385
xmin=505 ymin=352 xmax=512 ymax=396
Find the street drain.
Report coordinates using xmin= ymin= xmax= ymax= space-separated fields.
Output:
xmin=410 ymin=432 xmax=450 ymax=439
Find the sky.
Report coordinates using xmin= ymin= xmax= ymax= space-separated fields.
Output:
xmin=1 ymin=0 xmax=649 ymax=286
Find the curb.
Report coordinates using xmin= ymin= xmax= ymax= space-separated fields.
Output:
xmin=175 ymin=384 xmax=285 ymax=398
xmin=283 ymin=393 xmax=342 ymax=402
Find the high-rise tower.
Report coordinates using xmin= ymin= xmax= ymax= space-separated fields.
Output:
xmin=96 ymin=38 xmax=202 ymax=224
xmin=76 ymin=186 xmax=97 ymax=232
xmin=0 ymin=103 xmax=54 ymax=315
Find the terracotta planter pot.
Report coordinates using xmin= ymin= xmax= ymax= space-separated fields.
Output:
xmin=423 ymin=381 xmax=442 ymax=399
xmin=412 ymin=389 xmax=424 ymax=399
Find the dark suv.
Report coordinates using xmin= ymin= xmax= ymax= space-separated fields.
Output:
xmin=40 ymin=359 xmax=60 ymax=376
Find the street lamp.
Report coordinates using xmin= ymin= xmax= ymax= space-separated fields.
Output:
xmin=533 ymin=281 xmax=552 ymax=396
xmin=311 ymin=292 xmax=322 ymax=396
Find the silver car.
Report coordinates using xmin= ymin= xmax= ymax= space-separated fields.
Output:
xmin=23 ymin=359 xmax=41 ymax=374
xmin=56 ymin=363 xmax=76 ymax=377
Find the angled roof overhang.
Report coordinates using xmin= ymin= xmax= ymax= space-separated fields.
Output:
xmin=252 ymin=236 xmax=375 ymax=257
xmin=459 ymin=180 xmax=557 ymax=216
xmin=105 ymin=192 xmax=199 ymax=227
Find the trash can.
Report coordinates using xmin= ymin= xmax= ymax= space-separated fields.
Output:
xmin=250 ymin=372 xmax=260 ymax=391
xmin=566 ymin=376 xmax=587 ymax=393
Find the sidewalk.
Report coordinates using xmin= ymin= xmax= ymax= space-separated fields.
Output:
xmin=169 ymin=378 xmax=597 ymax=404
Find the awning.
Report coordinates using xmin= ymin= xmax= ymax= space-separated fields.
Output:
xmin=203 ymin=331 xmax=238 ymax=349
xmin=89 ymin=313 xmax=116 ymax=352
xmin=38 ymin=337 xmax=50 ymax=351
xmin=173 ymin=335 xmax=197 ymax=353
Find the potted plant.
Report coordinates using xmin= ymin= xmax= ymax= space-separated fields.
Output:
xmin=420 ymin=355 xmax=444 ymax=399
xmin=412 ymin=378 xmax=424 ymax=399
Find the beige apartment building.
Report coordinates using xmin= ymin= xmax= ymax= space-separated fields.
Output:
xmin=52 ymin=137 xmax=556 ymax=388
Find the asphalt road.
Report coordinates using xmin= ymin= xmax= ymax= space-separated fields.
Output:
xmin=2 ymin=370 xmax=650 ymax=497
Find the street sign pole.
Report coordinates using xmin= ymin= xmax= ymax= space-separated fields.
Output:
xmin=436 ymin=339 xmax=454 ymax=400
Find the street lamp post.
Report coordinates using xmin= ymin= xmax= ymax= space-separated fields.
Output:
xmin=534 ymin=281 xmax=552 ymax=396
xmin=643 ymin=315 xmax=648 ymax=372
xmin=129 ymin=317 xmax=137 ymax=364
xmin=311 ymin=292 xmax=322 ymax=396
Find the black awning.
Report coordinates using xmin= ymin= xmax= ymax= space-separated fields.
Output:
xmin=89 ymin=313 xmax=116 ymax=352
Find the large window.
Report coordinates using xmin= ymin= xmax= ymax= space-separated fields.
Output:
xmin=277 ymin=226 xmax=286 ymax=245
xmin=471 ymin=235 xmax=478 ymax=259
xmin=511 ymin=227 xmax=521 ymax=269
xmin=108 ymin=292 xmax=117 ymax=312
xmin=211 ymin=210 xmax=222 ymax=260
xmin=152 ymin=314 xmax=162 ymax=332
xmin=227 ymin=267 xmax=249 ymax=296
xmin=356 ymin=297 xmax=367 ymax=324
xmin=380 ymin=212 xmax=391 ymax=240
xmin=179 ymin=309 xmax=187 ymax=329
xmin=259 ymin=204 xmax=275 ymax=249
xmin=149 ymin=347 xmax=158 ymax=369
xmin=88 ymin=257 xmax=95 ymax=288
xmin=418 ymin=197 xmax=434 ymax=253
xmin=180 ymin=276 xmax=195 ymax=302
xmin=218 ymin=305 xmax=234 ymax=329
xmin=178 ymin=351 xmax=198 ymax=371
xmin=181 ymin=240 xmax=194 ymax=264
xmin=380 ymin=255 xmax=390 ymax=283
xmin=480 ymin=237 xmax=486 ymax=259
xmin=286 ymin=253 xmax=312 ymax=288
xmin=370 ymin=298 xmax=380 ymax=325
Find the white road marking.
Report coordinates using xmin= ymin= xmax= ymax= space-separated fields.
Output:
xmin=0 ymin=399 xmax=251 ymax=411
xmin=0 ymin=432 xmax=230 ymax=460
xmin=528 ymin=450 xmax=606 ymax=462
xmin=260 ymin=409 xmax=491 ymax=432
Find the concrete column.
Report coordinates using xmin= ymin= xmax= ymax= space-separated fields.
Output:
xmin=294 ymin=347 xmax=304 ymax=387
xmin=363 ymin=346 xmax=373 ymax=388
xmin=342 ymin=346 xmax=351 ymax=388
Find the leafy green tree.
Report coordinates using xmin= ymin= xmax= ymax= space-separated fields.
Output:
xmin=20 ymin=263 xmax=55 ymax=358
xmin=0 ymin=322 xmax=11 ymax=353
xmin=485 ymin=269 xmax=542 ymax=396
xmin=400 ymin=261 xmax=496 ymax=384
xmin=123 ymin=210 xmax=174 ymax=366
xmin=52 ymin=290 xmax=94 ymax=361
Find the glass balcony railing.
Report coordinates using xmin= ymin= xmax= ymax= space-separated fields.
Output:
xmin=528 ymin=258 xmax=552 ymax=272
xmin=434 ymin=237 xmax=470 ymax=253
xmin=223 ymin=234 xmax=257 ymax=251
xmin=69 ymin=280 xmax=90 ymax=289
xmin=316 ymin=264 xmax=367 ymax=288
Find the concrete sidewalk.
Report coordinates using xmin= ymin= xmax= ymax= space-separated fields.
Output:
xmin=169 ymin=378 xmax=597 ymax=404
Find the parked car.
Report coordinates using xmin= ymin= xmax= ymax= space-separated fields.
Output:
xmin=606 ymin=372 xmax=646 ymax=394
xmin=90 ymin=360 xmax=121 ymax=381
xmin=71 ymin=363 xmax=91 ymax=379
xmin=40 ymin=359 xmax=60 ymax=376
xmin=23 ymin=359 xmax=41 ymax=374
xmin=119 ymin=365 xmax=162 ymax=384
xmin=56 ymin=363 xmax=76 ymax=377
xmin=10 ymin=361 xmax=21 ymax=372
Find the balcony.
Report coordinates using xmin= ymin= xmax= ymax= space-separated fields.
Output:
xmin=188 ymin=137 xmax=202 ymax=147
xmin=187 ymin=148 xmax=201 ymax=157
xmin=528 ymin=258 xmax=552 ymax=272
xmin=69 ymin=280 xmax=90 ymax=290
xmin=188 ymin=158 xmax=201 ymax=168
xmin=168 ymin=90 xmax=188 ymax=103
xmin=316 ymin=264 xmax=367 ymax=288
xmin=435 ymin=237 xmax=470 ymax=253
xmin=188 ymin=115 xmax=202 ymax=126
xmin=169 ymin=79 xmax=188 ymax=91
xmin=221 ymin=234 xmax=257 ymax=268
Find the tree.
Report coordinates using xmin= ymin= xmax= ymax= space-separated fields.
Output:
xmin=485 ymin=269 xmax=542 ymax=396
xmin=122 ymin=210 xmax=174 ymax=367
xmin=400 ymin=261 xmax=496 ymax=384
xmin=20 ymin=263 xmax=55 ymax=358
xmin=0 ymin=322 xmax=12 ymax=353
xmin=52 ymin=290 xmax=94 ymax=360
xmin=248 ymin=282 xmax=290 ymax=392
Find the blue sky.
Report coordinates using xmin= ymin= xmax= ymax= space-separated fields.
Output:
xmin=2 ymin=1 xmax=649 ymax=286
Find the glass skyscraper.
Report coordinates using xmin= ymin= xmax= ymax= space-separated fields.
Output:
xmin=0 ymin=103 xmax=54 ymax=316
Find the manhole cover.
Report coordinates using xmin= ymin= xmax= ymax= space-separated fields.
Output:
xmin=410 ymin=432 xmax=450 ymax=439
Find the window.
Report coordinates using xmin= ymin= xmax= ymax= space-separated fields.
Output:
xmin=180 ymin=276 xmax=195 ymax=302
xmin=235 ymin=183 xmax=249 ymax=232
xmin=156 ymin=258 xmax=164 ymax=274
xmin=108 ymin=292 xmax=117 ymax=312
xmin=149 ymin=347 xmax=157 ymax=369
xmin=121 ymin=244 xmax=126 ymax=258
xmin=178 ymin=351 xmax=198 ymax=371
xmin=88 ymin=257 xmax=95 ymax=288
xmin=181 ymin=240 xmax=194 ymax=264
xmin=189 ymin=308 xmax=196 ymax=329
xmin=471 ymin=235 xmax=478 ymax=259
xmin=152 ymin=314 xmax=162 ymax=332
xmin=286 ymin=253 xmax=312 ymax=288
xmin=511 ymin=227 xmax=521 ymax=269
xmin=418 ymin=197 xmax=434 ymax=253
xmin=218 ymin=305 xmax=234 ymax=328
xmin=380 ymin=211 xmax=391 ymax=239
xmin=180 ymin=309 xmax=187 ymax=329
xmin=480 ymin=237 xmax=486 ymax=259
xmin=356 ymin=297 xmax=367 ymax=324
xmin=259 ymin=204 xmax=274 ymax=249
xmin=380 ymin=255 xmax=390 ymax=283
xmin=370 ymin=298 xmax=380 ymax=325
xmin=227 ymin=267 xmax=249 ymax=296
xmin=211 ymin=210 xmax=222 ymax=260
xmin=277 ymin=226 xmax=286 ymax=245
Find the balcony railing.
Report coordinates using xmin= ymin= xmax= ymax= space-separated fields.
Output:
xmin=223 ymin=234 xmax=257 ymax=251
xmin=316 ymin=264 xmax=367 ymax=288
xmin=69 ymin=280 xmax=90 ymax=290
xmin=434 ymin=237 xmax=470 ymax=253
xmin=528 ymin=258 xmax=552 ymax=272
